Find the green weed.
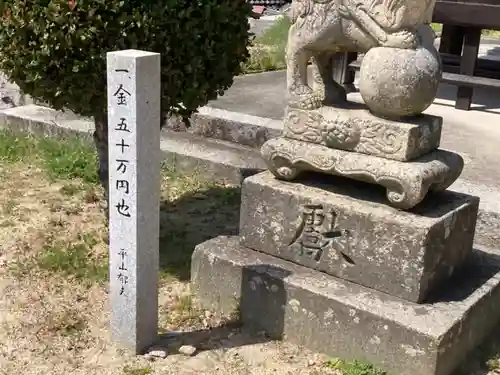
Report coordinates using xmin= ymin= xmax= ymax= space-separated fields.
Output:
xmin=325 ymin=359 xmax=388 ymax=375
xmin=37 ymin=233 xmax=107 ymax=283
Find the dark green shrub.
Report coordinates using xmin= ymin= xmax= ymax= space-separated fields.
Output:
xmin=0 ymin=0 xmax=251 ymax=194
xmin=0 ymin=0 xmax=250 ymax=119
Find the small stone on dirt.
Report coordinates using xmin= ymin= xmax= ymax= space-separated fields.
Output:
xmin=179 ymin=345 xmax=197 ymax=356
xmin=148 ymin=348 xmax=167 ymax=359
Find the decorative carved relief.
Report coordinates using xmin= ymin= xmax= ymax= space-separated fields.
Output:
xmin=282 ymin=107 xmax=442 ymax=161
xmin=289 ymin=204 xmax=354 ymax=264
xmin=261 ymin=137 xmax=463 ymax=210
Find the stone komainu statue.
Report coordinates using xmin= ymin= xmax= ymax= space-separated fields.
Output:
xmin=286 ymin=0 xmax=437 ymax=110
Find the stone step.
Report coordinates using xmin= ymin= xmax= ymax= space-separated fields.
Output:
xmin=159 ymin=130 xmax=266 ymax=185
xmin=166 ymin=106 xmax=283 ymax=149
xmin=192 ymin=236 xmax=500 ymax=375
xmin=0 ymin=104 xmax=267 ymax=185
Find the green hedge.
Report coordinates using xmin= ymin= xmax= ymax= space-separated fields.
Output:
xmin=0 ymin=0 xmax=251 ymax=121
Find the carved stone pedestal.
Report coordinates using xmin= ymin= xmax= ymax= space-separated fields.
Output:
xmin=261 ymin=104 xmax=465 ymax=210
xmin=261 ymin=137 xmax=463 ymax=210
xmin=190 ymin=0 xmax=498 ymax=371
xmin=190 ymin=170 xmax=500 ymax=375
xmin=239 ymin=171 xmax=479 ymax=303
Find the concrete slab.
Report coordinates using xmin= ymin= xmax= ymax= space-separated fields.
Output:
xmin=192 ymin=236 xmax=500 ymax=375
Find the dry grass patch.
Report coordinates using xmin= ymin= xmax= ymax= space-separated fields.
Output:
xmin=0 ymin=163 xmax=112 ymax=375
xmin=0 ymin=166 xmax=214 ymax=374
xmin=0 ymin=131 xmax=243 ymax=375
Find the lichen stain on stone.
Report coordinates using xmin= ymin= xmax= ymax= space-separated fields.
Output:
xmin=323 ymin=308 xmax=335 ymax=324
xmin=255 ymin=201 xmax=265 ymax=215
xmin=289 ymin=299 xmax=300 ymax=313
xmin=442 ymin=212 xmax=457 ymax=239
xmin=401 ymin=344 xmax=425 ymax=357
xmin=256 ymin=226 xmax=266 ymax=238
xmin=369 ymin=335 xmax=381 ymax=345
xmin=324 ymin=308 xmax=334 ymax=319
xmin=249 ymin=280 xmax=257 ymax=291
xmin=207 ymin=252 xmax=216 ymax=266
xmin=401 ymin=281 xmax=413 ymax=293
xmin=269 ymin=215 xmax=284 ymax=244
xmin=252 ymin=276 xmax=263 ymax=286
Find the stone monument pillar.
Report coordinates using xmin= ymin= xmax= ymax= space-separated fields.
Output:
xmin=191 ymin=1 xmax=500 ymax=375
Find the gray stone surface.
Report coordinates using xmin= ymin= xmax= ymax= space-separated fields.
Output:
xmin=168 ymin=106 xmax=283 ymax=149
xmin=359 ymin=26 xmax=441 ymax=118
xmin=160 ymin=130 xmax=266 ymax=185
xmin=0 ymin=104 xmax=95 ymax=142
xmin=240 ymin=171 xmax=479 ymax=302
xmin=191 ymin=236 xmax=500 ymax=375
xmin=282 ymin=105 xmax=442 ymax=161
xmin=107 ymin=50 xmax=161 ymax=354
xmin=261 ymin=137 xmax=464 ymax=210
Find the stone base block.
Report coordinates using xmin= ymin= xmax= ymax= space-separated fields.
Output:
xmin=240 ymin=171 xmax=479 ymax=303
xmin=261 ymin=137 xmax=464 ymax=209
xmin=282 ymin=106 xmax=442 ymax=161
xmin=191 ymin=236 xmax=500 ymax=375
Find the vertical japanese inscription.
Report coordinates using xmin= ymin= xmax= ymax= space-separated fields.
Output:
xmin=117 ymin=249 xmax=128 ymax=295
xmin=111 ymin=68 xmax=133 ymax=296
xmin=289 ymin=204 xmax=354 ymax=264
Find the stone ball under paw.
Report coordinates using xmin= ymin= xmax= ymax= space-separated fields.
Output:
xmin=359 ymin=42 xmax=441 ymax=119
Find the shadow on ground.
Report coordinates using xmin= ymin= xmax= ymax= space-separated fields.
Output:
xmin=435 ymin=83 xmax=500 ymax=114
xmin=159 ymin=185 xmax=241 ymax=281
xmin=151 ymin=265 xmax=291 ymax=357
xmin=155 ymin=322 xmax=271 ymax=355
